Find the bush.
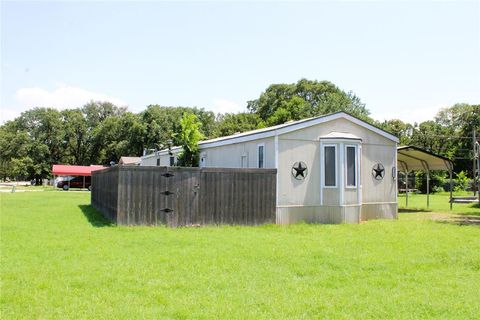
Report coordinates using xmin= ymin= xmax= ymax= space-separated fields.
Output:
xmin=416 ymin=171 xmax=448 ymax=194
xmin=454 ymin=171 xmax=469 ymax=192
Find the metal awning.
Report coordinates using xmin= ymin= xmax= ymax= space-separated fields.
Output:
xmin=397 ymin=146 xmax=453 ymax=172
xmin=397 ymin=146 xmax=454 ymax=210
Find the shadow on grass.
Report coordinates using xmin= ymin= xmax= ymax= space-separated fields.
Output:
xmin=398 ymin=208 xmax=432 ymax=213
xmin=78 ymin=204 xmax=114 ymax=227
xmin=435 ymin=215 xmax=480 ymax=226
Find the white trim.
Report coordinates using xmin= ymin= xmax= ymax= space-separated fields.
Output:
xmin=320 ymin=138 xmax=362 ymax=143
xmin=240 ymin=152 xmax=248 ymax=168
xmin=339 ymin=143 xmax=345 ymax=205
xmin=257 ymin=143 xmax=265 ymax=168
xmin=274 ymin=136 xmax=279 ymax=207
xmin=198 ymin=112 xmax=398 ymax=149
xmin=394 ymin=145 xmax=398 ymax=198
xmin=358 ymin=145 xmax=362 ymax=205
xmin=319 ymin=142 xmax=323 ymax=206
xmin=274 ymin=136 xmax=279 ymax=169
xmin=322 ymin=144 xmax=337 ymax=189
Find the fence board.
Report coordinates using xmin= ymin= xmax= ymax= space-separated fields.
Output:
xmin=92 ymin=166 xmax=276 ymax=227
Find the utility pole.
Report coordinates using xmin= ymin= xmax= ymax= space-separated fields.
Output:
xmin=475 ymin=129 xmax=480 ymax=203
xmin=477 ymin=140 xmax=480 ymax=203
xmin=474 ymin=130 xmax=477 ymax=197
xmin=477 ymin=141 xmax=480 ymax=203
xmin=474 ymin=129 xmax=480 ymax=202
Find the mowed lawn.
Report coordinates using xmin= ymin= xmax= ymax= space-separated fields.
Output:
xmin=398 ymin=191 xmax=480 ymax=215
xmin=1 ymin=192 xmax=480 ymax=319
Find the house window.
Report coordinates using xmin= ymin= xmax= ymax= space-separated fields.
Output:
xmin=346 ymin=146 xmax=356 ymax=187
xmin=199 ymin=153 xmax=206 ymax=168
xmin=156 ymin=159 xmax=160 ymax=166
xmin=169 ymin=156 xmax=175 ymax=166
xmin=257 ymin=144 xmax=265 ymax=168
xmin=324 ymin=146 xmax=336 ymax=187
xmin=241 ymin=154 xmax=248 ymax=168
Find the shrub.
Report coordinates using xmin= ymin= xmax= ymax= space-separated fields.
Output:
xmin=454 ymin=171 xmax=469 ymax=192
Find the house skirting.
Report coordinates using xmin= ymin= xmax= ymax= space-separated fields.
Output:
xmin=276 ymin=202 xmax=397 ymax=225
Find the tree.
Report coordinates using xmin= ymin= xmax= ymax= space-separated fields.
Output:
xmin=216 ymin=112 xmax=262 ymax=137
xmin=379 ymin=119 xmax=414 ymax=146
xmin=141 ymin=105 xmax=216 ymax=151
xmin=247 ymin=79 xmax=371 ymax=125
xmin=62 ymin=109 xmax=88 ymax=165
xmin=14 ymin=108 xmax=65 ymax=183
xmin=176 ymin=113 xmax=204 ymax=167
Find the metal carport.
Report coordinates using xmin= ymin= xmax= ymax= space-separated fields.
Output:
xmin=51 ymin=165 xmax=105 ymax=190
xmin=397 ymin=146 xmax=454 ymax=209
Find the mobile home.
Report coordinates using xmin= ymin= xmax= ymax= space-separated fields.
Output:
xmin=141 ymin=112 xmax=399 ymax=224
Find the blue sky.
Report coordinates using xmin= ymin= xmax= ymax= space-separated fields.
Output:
xmin=1 ymin=1 xmax=479 ymax=123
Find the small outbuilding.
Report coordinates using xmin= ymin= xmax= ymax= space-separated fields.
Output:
xmin=141 ymin=112 xmax=400 ymax=224
xmin=118 ymin=156 xmax=141 ymax=166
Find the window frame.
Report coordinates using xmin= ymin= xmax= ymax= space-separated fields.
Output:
xmin=241 ymin=153 xmax=248 ymax=168
xmin=257 ymin=143 xmax=265 ymax=168
xmin=169 ymin=156 xmax=175 ymax=167
xmin=199 ymin=152 xmax=206 ymax=168
xmin=322 ymin=144 xmax=337 ymax=188
xmin=156 ymin=158 xmax=160 ymax=166
xmin=345 ymin=144 xmax=358 ymax=188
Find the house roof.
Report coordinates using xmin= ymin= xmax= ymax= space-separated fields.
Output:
xmin=142 ymin=111 xmax=399 ymax=159
xmin=397 ymin=146 xmax=453 ymax=171
xmin=52 ymin=165 xmax=106 ymax=176
xmin=119 ymin=156 xmax=141 ymax=165
xmin=198 ymin=111 xmax=398 ymax=148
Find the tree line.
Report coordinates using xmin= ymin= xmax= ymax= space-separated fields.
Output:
xmin=1 ymin=79 xmax=478 ymax=184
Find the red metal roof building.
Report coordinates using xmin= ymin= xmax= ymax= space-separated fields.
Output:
xmin=52 ymin=165 xmax=106 ymax=176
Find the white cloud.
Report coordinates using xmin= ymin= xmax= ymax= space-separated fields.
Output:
xmin=15 ymin=84 xmax=126 ymax=109
xmin=210 ymin=98 xmax=246 ymax=114
xmin=1 ymin=85 xmax=127 ymax=123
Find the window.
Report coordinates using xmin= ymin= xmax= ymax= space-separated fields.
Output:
xmin=199 ymin=153 xmax=206 ymax=168
xmin=156 ymin=158 xmax=160 ymax=166
xmin=324 ymin=146 xmax=336 ymax=187
xmin=257 ymin=144 xmax=265 ymax=168
xmin=346 ymin=146 xmax=356 ymax=187
xmin=241 ymin=154 xmax=248 ymax=168
xmin=169 ymin=156 xmax=175 ymax=166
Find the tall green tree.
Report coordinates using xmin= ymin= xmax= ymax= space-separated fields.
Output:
xmin=379 ymin=119 xmax=414 ymax=146
xmin=62 ymin=109 xmax=88 ymax=165
xmin=176 ymin=113 xmax=204 ymax=167
xmin=247 ymin=79 xmax=371 ymax=125
xmin=14 ymin=108 xmax=65 ymax=183
xmin=141 ymin=105 xmax=216 ymax=151
xmin=216 ymin=112 xmax=262 ymax=137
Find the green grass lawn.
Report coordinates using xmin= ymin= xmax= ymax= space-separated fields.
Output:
xmin=398 ymin=191 xmax=480 ymax=215
xmin=1 ymin=192 xmax=479 ymax=319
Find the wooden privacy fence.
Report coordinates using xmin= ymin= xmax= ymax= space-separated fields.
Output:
xmin=91 ymin=166 xmax=277 ymax=227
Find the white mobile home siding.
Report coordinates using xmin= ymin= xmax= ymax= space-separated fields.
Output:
xmin=202 ymin=137 xmax=275 ymax=169
xmin=139 ymin=113 xmax=398 ymax=224
xmin=276 ymin=117 xmax=397 ymax=224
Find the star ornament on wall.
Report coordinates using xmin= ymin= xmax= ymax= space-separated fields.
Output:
xmin=372 ymin=163 xmax=385 ymax=180
xmin=292 ymin=161 xmax=308 ymax=180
